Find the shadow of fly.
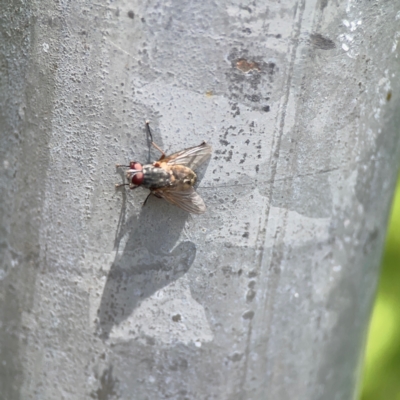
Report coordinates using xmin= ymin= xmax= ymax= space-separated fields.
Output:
xmin=116 ymin=121 xmax=212 ymax=214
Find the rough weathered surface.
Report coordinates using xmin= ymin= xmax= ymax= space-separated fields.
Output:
xmin=1 ymin=0 xmax=400 ymax=399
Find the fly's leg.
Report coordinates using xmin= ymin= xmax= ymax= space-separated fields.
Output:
xmin=142 ymin=191 xmax=163 ymax=207
xmin=146 ymin=120 xmax=165 ymax=160
xmin=142 ymin=192 xmax=152 ymax=207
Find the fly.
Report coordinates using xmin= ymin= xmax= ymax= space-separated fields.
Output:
xmin=116 ymin=121 xmax=212 ymax=214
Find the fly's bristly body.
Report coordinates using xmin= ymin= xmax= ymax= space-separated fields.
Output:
xmin=116 ymin=121 xmax=212 ymax=214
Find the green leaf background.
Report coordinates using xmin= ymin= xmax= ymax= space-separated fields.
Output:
xmin=361 ymin=178 xmax=400 ymax=400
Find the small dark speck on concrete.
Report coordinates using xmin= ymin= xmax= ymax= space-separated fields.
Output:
xmin=262 ymin=105 xmax=270 ymax=112
xmin=90 ymin=366 xmax=118 ymax=400
xmin=248 ymin=94 xmax=260 ymax=102
xmin=248 ymin=270 xmax=257 ymax=278
xmin=255 ymin=165 xmax=259 ymax=172
xmin=245 ymin=139 xmax=250 ymax=145
xmin=242 ymin=310 xmax=255 ymax=320
xmin=224 ymin=150 xmax=233 ymax=162
xmin=127 ymin=10 xmax=135 ymax=19
xmin=320 ymin=0 xmax=328 ymax=10
xmin=242 ymin=232 xmax=249 ymax=238
xmin=386 ymin=91 xmax=392 ymax=101
xmin=220 ymin=139 xmax=229 ymax=146
xmin=172 ymin=314 xmax=181 ymax=322
xmin=310 ymin=33 xmax=336 ymax=50
xmin=238 ymin=269 xmax=243 ymax=276
xmin=229 ymin=352 xmax=243 ymax=362
xmin=246 ymin=289 xmax=256 ymax=302
xmin=275 ymin=34 xmax=282 ymax=38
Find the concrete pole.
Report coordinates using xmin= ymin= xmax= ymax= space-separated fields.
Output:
xmin=1 ymin=0 xmax=399 ymax=399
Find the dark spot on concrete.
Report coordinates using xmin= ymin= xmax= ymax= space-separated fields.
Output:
xmin=310 ymin=33 xmax=336 ymax=50
xmin=240 ymin=5 xmax=252 ymax=13
xmin=275 ymin=33 xmax=282 ymax=38
xmin=255 ymin=165 xmax=259 ymax=172
xmin=127 ymin=10 xmax=135 ymax=19
xmin=231 ymin=103 xmax=240 ymax=117
xmin=220 ymin=139 xmax=229 ymax=146
xmin=229 ymin=352 xmax=244 ymax=362
xmin=246 ymin=289 xmax=256 ymax=302
xmin=222 ymin=266 xmax=233 ymax=277
xmin=172 ymin=314 xmax=181 ymax=322
xmin=386 ymin=91 xmax=392 ymax=101
xmin=141 ymin=17 xmax=145 ymax=23
xmin=320 ymin=0 xmax=328 ymax=10
xmin=225 ymin=150 xmax=233 ymax=162
xmin=248 ymin=270 xmax=257 ymax=278
xmin=238 ymin=269 xmax=243 ymax=276
xmin=247 ymin=94 xmax=260 ymax=102
xmin=242 ymin=28 xmax=252 ymax=34
xmin=248 ymin=280 xmax=256 ymax=289
xmin=90 ymin=366 xmax=118 ymax=400
xmin=242 ymin=310 xmax=255 ymax=320
xmin=239 ymin=153 xmax=247 ymax=164
xmin=266 ymin=62 xmax=276 ymax=77
xmin=245 ymin=139 xmax=250 ymax=145
xmin=262 ymin=105 xmax=270 ymax=112
xmin=242 ymin=232 xmax=249 ymax=238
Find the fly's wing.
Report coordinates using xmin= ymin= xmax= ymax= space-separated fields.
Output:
xmin=157 ymin=187 xmax=206 ymax=214
xmin=161 ymin=142 xmax=212 ymax=171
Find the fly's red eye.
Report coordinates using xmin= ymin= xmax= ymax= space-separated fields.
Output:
xmin=129 ymin=162 xmax=142 ymax=170
xmin=131 ymin=172 xmax=144 ymax=186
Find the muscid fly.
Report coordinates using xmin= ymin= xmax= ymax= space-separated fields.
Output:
xmin=116 ymin=121 xmax=212 ymax=214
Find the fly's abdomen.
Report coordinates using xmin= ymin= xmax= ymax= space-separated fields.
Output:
xmin=142 ymin=165 xmax=172 ymax=189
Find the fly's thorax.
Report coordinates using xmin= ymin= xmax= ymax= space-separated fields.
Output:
xmin=142 ymin=164 xmax=172 ymax=189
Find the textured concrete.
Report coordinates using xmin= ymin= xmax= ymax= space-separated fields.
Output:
xmin=1 ymin=0 xmax=400 ymax=399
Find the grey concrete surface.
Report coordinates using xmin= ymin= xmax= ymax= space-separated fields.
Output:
xmin=1 ymin=0 xmax=400 ymax=399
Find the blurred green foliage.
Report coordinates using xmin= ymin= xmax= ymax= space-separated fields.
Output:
xmin=361 ymin=178 xmax=400 ymax=400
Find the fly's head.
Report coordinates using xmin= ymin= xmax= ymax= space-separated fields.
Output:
xmin=126 ymin=161 xmax=144 ymax=189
